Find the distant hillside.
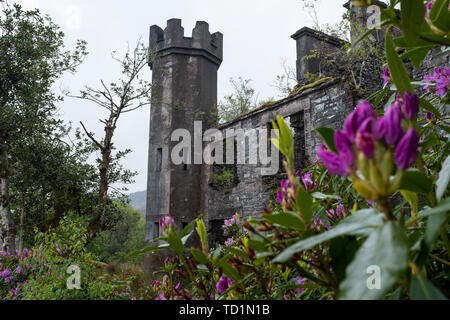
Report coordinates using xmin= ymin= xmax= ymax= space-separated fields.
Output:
xmin=128 ymin=190 xmax=146 ymax=218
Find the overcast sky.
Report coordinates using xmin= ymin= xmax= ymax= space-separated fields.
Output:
xmin=14 ymin=0 xmax=346 ymax=194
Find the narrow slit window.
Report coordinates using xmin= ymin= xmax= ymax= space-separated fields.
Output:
xmin=154 ymin=222 xmax=160 ymax=238
xmin=156 ymin=148 xmax=162 ymax=172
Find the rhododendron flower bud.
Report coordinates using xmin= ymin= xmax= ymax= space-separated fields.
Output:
xmin=301 ymin=171 xmax=316 ymax=192
xmin=425 ymin=1 xmax=433 ymax=19
xmin=159 ymin=213 xmax=175 ymax=237
xmin=356 ymin=133 xmax=375 ymax=158
xmin=344 ymin=101 xmax=376 ymax=142
xmin=402 ymin=91 xmax=419 ymax=119
xmin=383 ymin=67 xmax=391 ymax=86
xmin=335 ymin=130 xmax=354 ymax=166
xmin=426 ymin=112 xmax=436 ymax=123
xmin=381 ymin=105 xmax=403 ymax=145
xmin=317 ymin=144 xmax=349 ymax=176
xmin=356 ymin=118 xmax=375 ymax=158
xmin=276 ymin=190 xmax=284 ymax=205
xmin=395 ymin=128 xmax=419 ymax=170
xmin=373 ymin=117 xmax=386 ymax=141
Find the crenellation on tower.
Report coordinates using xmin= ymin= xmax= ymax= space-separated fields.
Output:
xmin=149 ymin=19 xmax=223 ymax=68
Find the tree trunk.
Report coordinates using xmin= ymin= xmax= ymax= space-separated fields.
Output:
xmin=87 ymin=126 xmax=113 ymax=241
xmin=0 ymin=146 xmax=16 ymax=254
xmin=18 ymin=193 xmax=25 ymax=253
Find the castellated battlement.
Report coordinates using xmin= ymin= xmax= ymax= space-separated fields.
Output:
xmin=149 ymin=18 xmax=223 ymax=68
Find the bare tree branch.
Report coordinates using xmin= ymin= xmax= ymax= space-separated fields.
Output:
xmin=79 ymin=121 xmax=103 ymax=151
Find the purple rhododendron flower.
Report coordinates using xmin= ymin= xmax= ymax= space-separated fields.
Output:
xmin=155 ymin=293 xmax=166 ymax=300
xmin=152 ymin=280 xmax=160 ymax=287
xmin=313 ymin=218 xmax=330 ymax=232
xmin=424 ymin=67 xmax=450 ymax=98
xmin=395 ymin=128 xmax=419 ymax=170
xmin=159 ymin=213 xmax=174 ymax=234
xmin=222 ymin=214 xmax=239 ymax=228
xmin=327 ymin=204 xmax=347 ymax=223
xmin=1 ymin=269 xmax=11 ymax=278
xmin=295 ymin=276 xmax=305 ymax=295
xmin=276 ymin=179 xmax=293 ymax=206
xmin=426 ymin=1 xmax=433 ymax=19
xmin=383 ymin=67 xmax=391 ymax=86
xmin=317 ymin=144 xmax=349 ymax=177
xmin=426 ymin=112 xmax=435 ymax=121
xmin=402 ymin=91 xmax=419 ymax=119
xmin=224 ymin=238 xmax=234 ymax=246
xmin=301 ymin=172 xmax=316 ymax=192
xmin=216 ymin=275 xmax=234 ymax=294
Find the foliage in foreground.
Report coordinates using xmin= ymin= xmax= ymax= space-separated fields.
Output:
xmin=129 ymin=0 xmax=450 ymax=300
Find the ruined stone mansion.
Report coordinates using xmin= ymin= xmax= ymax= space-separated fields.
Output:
xmin=144 ymin=2 xmax=449 ymax=255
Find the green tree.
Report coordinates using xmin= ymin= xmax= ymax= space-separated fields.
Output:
xmin=67 ymin=41 xmax=152 ymax=241
xmin=88 ymin=202 xmax=145 ymax=263
xmin=218 ymin=77 xmax=258 ymax=123
xmin=9 ymin=124 xmax=98 ymax=250
xmin=0 ymin=4 xmax=87 ymax=253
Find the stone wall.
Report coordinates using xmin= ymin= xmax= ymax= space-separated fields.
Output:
xmin=203 ymin=79 xmax=356 ymax=246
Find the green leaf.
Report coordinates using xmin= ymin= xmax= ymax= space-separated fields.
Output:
xmin=273 ymin=209 xmax=385 ymax=263
xmin=296 ymin=187 xmax=313 ymax=224
xmin=429 ymin=0 xmax=450 ymax=32
xmin=424 ymin=209 xmax=448 ymax=251
xmin=436 ymin=155 xmax=450 ymax=201
xmin=339 ymin=221 xmax=409 ymax=300
xmin=419 ymin=97 xmax=442 ymax=117
xmin=181 ymin=231 xmax=193 ymax=245
xmin=400 ymin=0 xmax=426 ymax=46
xmin=125 ymin=243 xmax=170 ymax=259
xmin=263 ymin=211 xmax=305 ymax=231
xmin=410 ymin=274 xmax=447 ymax=300
xmin=400 ymin=190 xmax=418 ymax=215
xmin=167 ymin=233 xmax=184 ymax=256
xmin=417 ymin=198 xmax=450 ymax=220
xmin=216 ymin=254 xmax=240 ymax=282
xmin=385 ymin=33 xmax=414 ymax=95
xmin=329 ymin=236 xmax=360 ymax=283
xmin=401 ymin=47 xmax=432 ymax=69
xmin=181 ymin=219 xmax=197 ymax=237
xmin=311 ymin=192 xmax=341 ymax=200
xmin=223 ymin=246 xmax=249 ymax=261
xmin=191 ymin=247 xmax=209 ymax=265
xmin=272 ymin=116 xmax=294 ymax=163
xmin=315 ymin=127 xmax=337 ymax=153
xmin=196 ymin=219 xmax=208 ymax=252
xmin=399 ymin=170 xmax=433 ymax=195
xmin=350 ymin=27 xmax=377 ymax=50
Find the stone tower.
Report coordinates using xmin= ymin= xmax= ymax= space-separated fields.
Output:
xmin=145 ymin=19 xmax=223 ymax=255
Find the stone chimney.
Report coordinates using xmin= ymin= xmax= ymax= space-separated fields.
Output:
xmin=291 ymin=27 xmax=347 ymax=84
